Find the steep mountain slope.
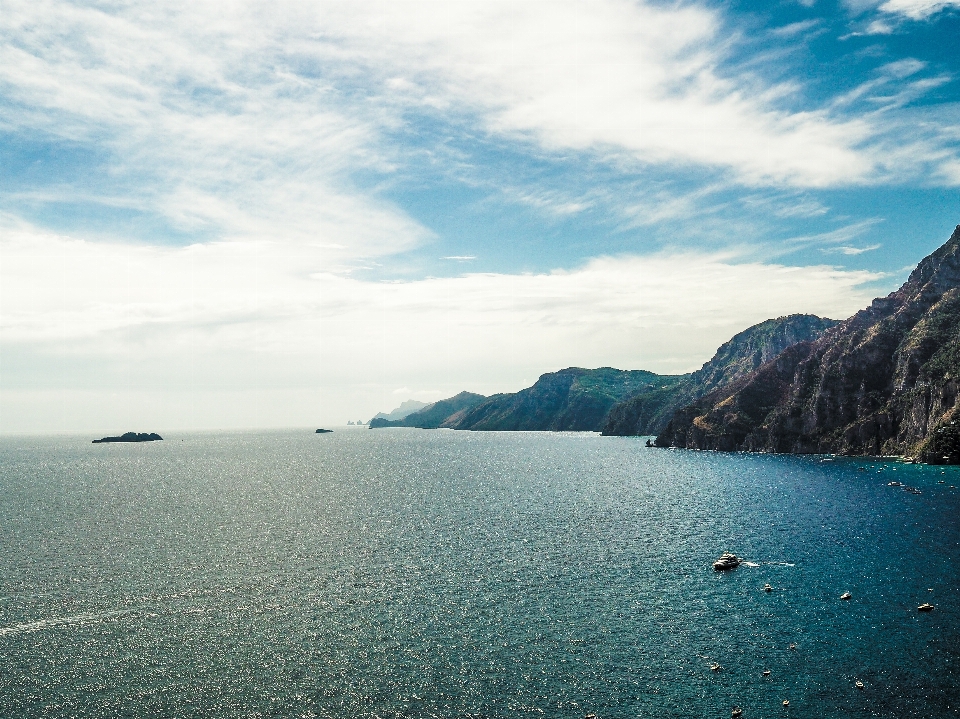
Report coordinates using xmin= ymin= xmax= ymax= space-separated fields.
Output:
xmin=369 ymin=391 xmax=487 ymax=428
xmin=656 ymin=225 xmax=960 ymax=462
xmin=602 ymin=314 xmax=838 ymax=436
xmin=450 ymin=368 xmax=680 ymax=432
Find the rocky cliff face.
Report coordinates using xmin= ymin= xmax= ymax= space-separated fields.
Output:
xmin=656 ymin=225 xmax=960 ymax=462
xmin=450 ymin=367 xmax=679 ymax=432
xmin=602 ymin=314 xmax=837 ymax=436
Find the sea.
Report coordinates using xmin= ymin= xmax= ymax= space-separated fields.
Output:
xmin=0 ymin=428 xmax=958 ymax=718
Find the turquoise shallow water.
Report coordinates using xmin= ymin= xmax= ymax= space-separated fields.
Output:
xmin=0 ymin=428 xmax=958 ymax=718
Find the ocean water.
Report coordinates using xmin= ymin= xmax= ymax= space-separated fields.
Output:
xmin=0 ymin=429 xmax=958 ymax=718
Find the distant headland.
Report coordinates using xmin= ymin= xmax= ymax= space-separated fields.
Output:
xmin=363 ymin=224 xmax=960 ymax=464
xmin=92 ymin=432 xmax=163 ymax=443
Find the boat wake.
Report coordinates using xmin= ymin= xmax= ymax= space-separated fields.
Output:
xmin=0 ymin=609 xmax=133 ymax=636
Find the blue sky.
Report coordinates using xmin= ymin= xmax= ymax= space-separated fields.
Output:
xmin=1 ymin=0 xmax=959 ymax=431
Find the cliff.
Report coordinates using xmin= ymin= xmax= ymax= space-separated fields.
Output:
xmin=656 ymin=225 xmax=960 ymax=462
xmin=449 ymin=367 xmax=680 ymax=432
xmin=602 ymin=314 xmax=837 ymax=436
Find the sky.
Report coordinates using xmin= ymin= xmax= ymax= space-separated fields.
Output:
xmin=1 ymin=0 xmax=959 ymax=433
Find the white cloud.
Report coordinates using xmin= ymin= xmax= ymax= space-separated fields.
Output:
xmin=770 ymin=19 xmax=822 ymax=37
xmin=866 ymin=19 xmax=896 ymax=33
xmin=822 ymin=243 xmax=883 ymax=255
xmin=0 ymin=0 xmax=427 ymax=260
xmin=318 ymin=0 xmax=875 ymax=188
xmin=881 ymin=59 xmax=928 ymax=78
xmin=879 ymin=0 xmax=960 ymax=18
xmin=0 ymin=0 xmax=953 ymax=433
xmin=2 ymin=223 xmax=887 ymax=432
xmin=1 ymin=0 xmax=956 ymax=249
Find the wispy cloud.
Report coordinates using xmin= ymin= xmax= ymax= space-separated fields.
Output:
xmin=770 ymin=19 xmax=822 ymax=37
xmin=879 ymin=0 xmax=960 ymax=19
xmin=821 ymin=243 xmax=883 ymax=254
xmin=318 ymin=0 xmax=880 ymax=188
xmin=778 ymin=219 xmax=884 ymax=255
xmin=0 ymin=0 xmax=428 ymax=261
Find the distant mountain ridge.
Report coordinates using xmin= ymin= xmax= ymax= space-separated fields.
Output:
xmin=365 ymin=319 xmax=836 ymax=436
xmin=655 ymin=225 xmax=960 ymax=462
xmin=369 ymin=399 xmax=429 ymax=424
xmin=363 ymin=227 xmax=960 ymax=462
xmin=369 ymin=392 xmax=487 ymax=428
xmin=368 ymin=369 xmax=676 ymax=432
xmin=602 ymin=314 xmax=838 ymax=436
xmin=449 ymin=367 xmax=679 ymax=432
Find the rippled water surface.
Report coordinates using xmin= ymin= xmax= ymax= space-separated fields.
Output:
xmin=1 ymin=429 xmax=959 ymax=718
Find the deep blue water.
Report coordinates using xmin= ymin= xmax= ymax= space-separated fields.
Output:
xmin=0 ymin=429 xmax=958 ymax=718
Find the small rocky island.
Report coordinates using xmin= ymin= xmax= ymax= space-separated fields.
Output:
xmin=92 ymin=432 xmax=163 ymax=443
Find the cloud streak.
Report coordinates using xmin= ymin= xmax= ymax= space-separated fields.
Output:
xmin=879 ymin=0 xmax=960 ymax=19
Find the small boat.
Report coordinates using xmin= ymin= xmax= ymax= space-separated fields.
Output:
xmin=888 ymin=481 xmax=902 ymax=486
xmin=789 ymin=643 xmax=796 ymax=650
xmin=783 ymin=700 xmax=790 ymax=706
xmin=840 ymin=592 xmax=852 ymax=600
xmin=714 ymin=552 xmax=743 ymax=571
xmin=855 ymin=680 xmax=864 ymax=690
xmin=918 ymin=603 xmax=934 ymax=611
xmin=732 ymin=709 xmax=743 ymax=718
xmin=762 ymin=670 xmax=771 ymax=676
xmin=711 ymin=663 xmax=722 ymax=671
xmin=763 ymin=583 xmax=773 ymax=592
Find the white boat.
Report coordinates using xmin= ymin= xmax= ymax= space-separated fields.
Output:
xmin=713 ymin=552 xmax=742 ymax=571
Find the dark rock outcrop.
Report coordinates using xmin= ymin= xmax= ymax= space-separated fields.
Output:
xmin=602 ymin=314 xmax=838 ymax=436
xmin=656 ymin=225 xmax=960 ymax=462
xmin=449 ymin=368 xmax=679 ymax=432
xmin=92 ymin=432 xmax=162 ymax=443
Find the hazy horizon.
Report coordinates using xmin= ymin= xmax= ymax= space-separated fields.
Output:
xmin=3 ymin=0 xmax=959 ymax=433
